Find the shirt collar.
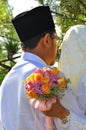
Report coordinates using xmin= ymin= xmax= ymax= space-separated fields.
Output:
xmin=21 ymin=52 xmax=48 ymax=66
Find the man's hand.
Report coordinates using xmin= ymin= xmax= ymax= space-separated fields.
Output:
xmin=42 ymin=97 xmax=70 ymax=120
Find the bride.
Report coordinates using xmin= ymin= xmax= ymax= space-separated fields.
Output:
xmin=59 ymin=25 xmax=86 ymax=130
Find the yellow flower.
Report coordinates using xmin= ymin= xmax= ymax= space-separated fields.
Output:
xmin=26 ymin=73 xmax=34 ymax=82
xmin=42 ymin=83 xmax=50 ymax=94
xmin=27 ymin=90 xmax=37 ymax=98
xmin=42 ymin=67 xmax=47 ymax=71
xmin=58 ymin=76 xmax=67 ymax=91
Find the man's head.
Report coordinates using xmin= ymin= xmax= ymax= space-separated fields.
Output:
xmin=12 ymin=6 xmax=58 ymax=65
xmin=12 ymin=6 xmax=55 ymax=43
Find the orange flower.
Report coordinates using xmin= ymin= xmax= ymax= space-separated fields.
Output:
xmin=58 ymin=76 xmax=67 ymax=91
xmin=50 ymin=68 xmax=60 ymax=75
xmin=42 ymin=83 xmax=50 ymax=94
xmin=42 ymin=76 xmax=50 ymax=83
xmin=27 ymin=90 xmax=37 ymax=98
xmin=34 ymin=73 xmax=43 ymax=81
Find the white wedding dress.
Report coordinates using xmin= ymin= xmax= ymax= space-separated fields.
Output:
xmin=58 ymin=25 xmax=86 ymax=130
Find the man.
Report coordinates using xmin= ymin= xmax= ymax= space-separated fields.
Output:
xmin=0 ymin=6 xmax=69 ymax=130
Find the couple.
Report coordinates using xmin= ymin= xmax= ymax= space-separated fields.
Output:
xmin=0 ymin=5 xmax=86 ymax=130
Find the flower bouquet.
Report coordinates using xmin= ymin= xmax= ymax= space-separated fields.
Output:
xmin=25 ymin=67 xmax=67 ymax=99
xmin=24 ymin=67 xmax=69 ymax=130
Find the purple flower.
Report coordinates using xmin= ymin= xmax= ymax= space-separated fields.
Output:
xmin=49 ymin=79 xmax=58 ymax=87
xmin=34 ymin=81 xmax=44 ymax=94
xmin=44 ymin=70 xmax=51 ymax=78
xmin=50 ymin=74 xmax=59 ymax=80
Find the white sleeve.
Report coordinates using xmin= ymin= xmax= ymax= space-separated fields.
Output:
xmin=60 ymin=89 xmax=85 ymax=118
xmin=77 ymin=74 xmax=86 ymax=115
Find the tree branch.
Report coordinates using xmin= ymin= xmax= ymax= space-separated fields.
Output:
xmin=78 ymin=0 xmax=86 ymax=8
xmin=51 ymin=10 xmax=86 ymax=23
xmin=0 ymin=56 xmax=20 ymax=63
xmin=0 ymin=62 xmax=11 ymax=70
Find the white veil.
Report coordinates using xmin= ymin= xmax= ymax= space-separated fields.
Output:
xmin=59 ymin=25 xmax=86 ymax=96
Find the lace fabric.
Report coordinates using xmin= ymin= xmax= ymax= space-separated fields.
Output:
xmin=59 ymin=25 xmax=86 ymax=96
xmin=58 ymin=25 xmax=86 ymax=130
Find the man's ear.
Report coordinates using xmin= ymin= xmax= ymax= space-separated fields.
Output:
xmin=43 ymin=33 xmax=51 ymax=47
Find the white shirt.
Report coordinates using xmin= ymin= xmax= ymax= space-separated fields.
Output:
xmin=0 ymin=52 xmax=49 ymax=130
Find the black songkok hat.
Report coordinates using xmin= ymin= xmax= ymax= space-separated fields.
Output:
xmin=12 ymin=6 xmax=55 ymax=42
